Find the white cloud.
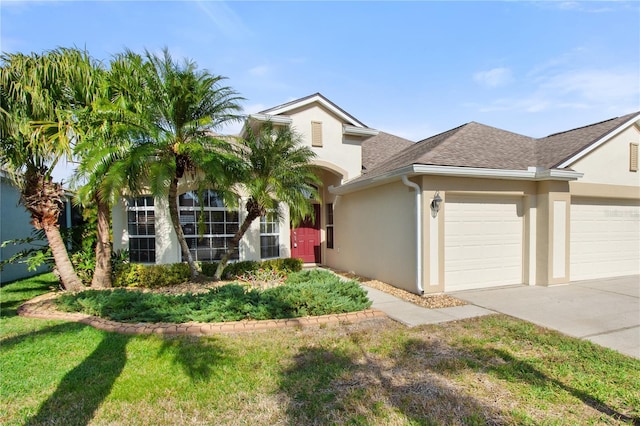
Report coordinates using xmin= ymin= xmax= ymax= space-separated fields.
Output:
xmin=471 ymin=64 xmax=639 ymax=116
xmin=194 ymin=0 xmax=250 ymax=40
xmin=540 ymin=68 xmax=639 ymax=102
xmin=248 ymin=65 xmax=270 ymax=77
xmin=473 ymin=67 xmax=514 ymax=88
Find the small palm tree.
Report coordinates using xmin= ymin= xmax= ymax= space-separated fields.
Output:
xmin=0 ymin=48 xmax=92 ymax=291
xmin=109 ymin=48 xmax=244 ymax=279
xmin=214 ymin=121 xmax=320 ymax=280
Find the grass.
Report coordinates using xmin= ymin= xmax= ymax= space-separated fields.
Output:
xmin=2 ymin=273 xmax=639 ymax=425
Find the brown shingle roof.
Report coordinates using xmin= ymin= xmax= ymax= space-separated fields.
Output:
xmin=361 ymin=131 xmax=414 ymax=172
xmin=353 ymin=122 xmax=536 ymax=182
xmin=352 ymin=111 xmax=639 ymax=183
xmin=536 ymin=111 xmax=640 ymax=168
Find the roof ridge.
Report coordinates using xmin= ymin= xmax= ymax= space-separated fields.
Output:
xmin=415 ymin=122 xmax=469 ymax=144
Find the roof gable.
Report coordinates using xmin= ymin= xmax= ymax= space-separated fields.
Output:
xmin=259 ymin=93 xmax=369 ymax=128
xmin=536 ymin=111 xmax=640 ymax=168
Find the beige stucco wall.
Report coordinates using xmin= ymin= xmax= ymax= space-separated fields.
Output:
xmin=569 ymin=124 xmax=640 ymax=186
xmin=327 ymin=180 xmax=418 ymax=292
xmin=288 ymin=105 xmax=363 ymax=180
xmin=535 ymin=182 xmax=571 ymax=286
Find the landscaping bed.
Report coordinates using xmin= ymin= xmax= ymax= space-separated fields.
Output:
xmin=54 ymin=269 xmax=372 ymax=323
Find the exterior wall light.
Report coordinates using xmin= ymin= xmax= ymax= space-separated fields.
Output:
xmin=430 ymin=191 xmax=442 ymax=218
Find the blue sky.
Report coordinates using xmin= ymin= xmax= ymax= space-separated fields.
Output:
xmin=2 ymin=0 xmax=639 ymax=178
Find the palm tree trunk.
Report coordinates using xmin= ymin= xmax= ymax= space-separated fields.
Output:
xmin=214 ymin=210 xmax=260 ymax=280
xmin=43 ymin=223 xmax=84 ymax=291
xmin=91 ymin=197 xmax=112 ymax=289
xmin=168 ymin=178 xmax=200 ymax=279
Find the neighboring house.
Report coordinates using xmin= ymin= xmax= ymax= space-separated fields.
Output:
xmin=0 ymin=171 xmax=76 ymax=283
xmin=112 ymin=93 xmax=640 ymax=294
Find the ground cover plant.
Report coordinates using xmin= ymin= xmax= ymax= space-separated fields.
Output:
xmin=2 ymin=273 xmax=639 ymax=425
xmin=55 ymin=269 xmax=371 ymax=323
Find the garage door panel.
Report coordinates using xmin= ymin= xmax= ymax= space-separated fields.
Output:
xmin=445 ymin=196 xmax=523 ymax=291
xmin=571 ymin=198 xmax=640 ymax=281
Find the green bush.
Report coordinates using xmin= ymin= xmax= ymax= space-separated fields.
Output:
xmin=113 ymin=263 xmax=190 ymax=288
xmin=200 ymin=261 xmax=219 ymax=277
xmin=221 ymin=261 xmax=260 ymax=280
xmin=261 ymin=257 xmax=303 ymax=273
xmin=113 ymin=258 xmax=305 ymax=287
xmin=56 ymin=269 xmax=371 ymax=323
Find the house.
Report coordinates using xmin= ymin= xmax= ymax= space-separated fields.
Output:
xmin=0 ymin=170 xmax=80 ymax=284
xmin=112 ymin=93 xmax=640 ymax=294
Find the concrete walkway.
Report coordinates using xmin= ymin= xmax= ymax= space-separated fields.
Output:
xmin=453 ymin=275 xmax=640 ymax=359
xmin=361 ymin=285 xmax=494 ymax=326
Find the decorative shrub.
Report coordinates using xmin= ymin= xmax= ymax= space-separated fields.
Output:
xmin=57 ymin=269 xmax=371 ymax=323
xmin=220 ymin=261 xmax=260 ymax=280
xmin=113 ymin=263 xmax=190 ymax=288
xmin=238 ymin=268 xmax=287 ymax=290
xmin=113 ymin=258 xmax=305 ymax=287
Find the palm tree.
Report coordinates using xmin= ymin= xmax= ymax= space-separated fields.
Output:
xmin=213 ymin=121 xmax=320 ymax=280
xmin=72 ymin=55 xmax=151 ymax=289
xmin=109 ymin=48 xmax=244 ymax=279
xmin=0 ymin=48 xmax=92 ymax=291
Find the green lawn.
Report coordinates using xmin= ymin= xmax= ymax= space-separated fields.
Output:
xmin=2 ymin=273 xmax=639 ymax=425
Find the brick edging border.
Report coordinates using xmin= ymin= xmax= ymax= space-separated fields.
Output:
xmin=17 ymin=292 xmax=387 ymax=336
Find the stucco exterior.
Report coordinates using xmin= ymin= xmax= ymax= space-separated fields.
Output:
xmin=110 ymin=93 xmax=639 ymax=294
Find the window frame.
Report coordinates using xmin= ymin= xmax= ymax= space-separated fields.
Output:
xmin=178 ymin=190 xmax=240 ymax=262
xmin=127 ymin=196 xmax=156 ymax=263
xmin=260 ymin=211 xmax=280 ymax=259
xmin=326 ymin=203 xmax=334 ymax=249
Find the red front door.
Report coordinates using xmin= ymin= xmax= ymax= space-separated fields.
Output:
xmin=290 ymin=204 xmax=321 ymax=263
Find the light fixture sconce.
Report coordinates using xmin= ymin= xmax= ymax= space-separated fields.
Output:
xmin=430 ymin=191 xmax=442 ymax=218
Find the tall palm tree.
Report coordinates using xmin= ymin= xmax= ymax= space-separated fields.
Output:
xmin=72 ymin=55 xmax=151 ymax=289
xmin=0 ymin=48 xmax=92 ymax=291
xmin=214 ymin=121 xmax=320 ymax=280
xmin=110 ymin=48 xmax=244 ymax=279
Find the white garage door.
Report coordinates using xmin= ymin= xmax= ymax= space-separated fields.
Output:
xmin=570 ymin=198 xmax=640 ymax=281
xmin=445 ymin=195 xmax=523 ymax=291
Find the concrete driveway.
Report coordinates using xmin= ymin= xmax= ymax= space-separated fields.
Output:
xmin=453 ymin=275 xmax=640 ymax=359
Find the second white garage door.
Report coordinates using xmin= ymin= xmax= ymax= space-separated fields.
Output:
xmin=570 ymin=198 xmax=640 ymax=281
xmin=445 ymin=195 xmax=524 ymax=291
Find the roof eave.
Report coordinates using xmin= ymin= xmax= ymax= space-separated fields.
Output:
xmin=248 ymin=113 xmax=293 ymax=125
xmin=330 ymin=165 xmax=583 ymax=195
xmin=343 ymin=125 xmax=379 ymax=137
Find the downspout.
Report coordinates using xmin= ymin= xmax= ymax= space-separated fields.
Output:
xmin=401 ymin=175 xmax=423 ymax=294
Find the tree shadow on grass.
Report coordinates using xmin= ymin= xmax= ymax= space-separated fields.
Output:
xmin=0 ymin=321 xmax=87 ymax=351
xmin=157 ymin=335 xmax=230 ymax=382
xmin=1 ymin=276 xmax=57 ymax=319
xmin=465 ymin=345 xmax=640 ymax=424
xmin=279 ymin=338 xmax=506 ymax=425
xmin=25 ymin=331 xmax=131 ymax=426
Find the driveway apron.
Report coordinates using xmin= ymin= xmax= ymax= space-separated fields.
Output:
xmin=453 ymin=275 xmax=640 ymax=359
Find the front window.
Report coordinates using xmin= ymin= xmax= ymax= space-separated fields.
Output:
xmin=127 ymin=196 xmax=156 ymax=263
xmin=260 ymin=211 xmax=280 ymax=259
xmin=179 ymin=190 xmax=239 ymax=262
xmin=326 ymin=203 xmax=334 ymax=249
